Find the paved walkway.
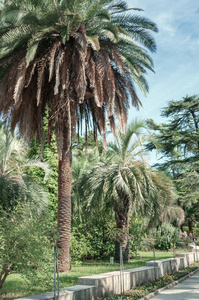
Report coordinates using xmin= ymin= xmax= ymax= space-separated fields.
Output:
xmin=152 ymin=270 xmax=199 ymax=300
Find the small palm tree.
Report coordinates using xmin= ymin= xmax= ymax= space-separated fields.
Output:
xmin=0 ymin=0 xmax=157 ymax=270
xmin=79 ymin=120 xmax=177 ymax=262
xmin=72 ymin=143 xmax=101 ymax=218
xmin=0 ymin=124 xmax=49 ymax=213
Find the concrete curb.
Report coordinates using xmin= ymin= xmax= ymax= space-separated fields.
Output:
xmin=16 ymin=253 xmax=199 ymax=300
xmin=138 ymin=267 xmax=199 ymax=300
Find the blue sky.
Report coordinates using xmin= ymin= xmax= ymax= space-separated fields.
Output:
xmin=126 ymin=0 xmax=199 ymax=124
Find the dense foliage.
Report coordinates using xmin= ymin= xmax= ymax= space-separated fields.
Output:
xmin=71 ymin=217 xmax=115 ymax=262
xmin=0 ymin=123 xmax=55 ymax=292
xmin=154 ymin=223 xmax=180 ymax=251
xmin=0 ymin=124 xmax=49 ymax=212
xmin=147 ymin=95 xmax=199 ymax=174
xmin=147 ymin=95 xmax=199 ymax=231
xmin=0 ymin=205 xmax=55 ymax=292
xmin=27 ymin=131 xmax=59 ymax=222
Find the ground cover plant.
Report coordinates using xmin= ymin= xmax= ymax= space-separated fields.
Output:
xmin=0 ymin=251 xmax=177 ymax=300
xmin=104 ymin=262 xmax=198 ymax=300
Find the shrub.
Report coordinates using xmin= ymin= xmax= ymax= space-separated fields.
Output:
xmin=154 ymin=223 xmax=180 ymax=251
xmin=70 ymin=227 xmax=92 ymax=262
xmin=0 ymin=205 xmax=55 ymax=292
xmin=71 ymin=218 xmax=115 ymax=261
xmin=129 ymin=218 xmax=145 ymax=257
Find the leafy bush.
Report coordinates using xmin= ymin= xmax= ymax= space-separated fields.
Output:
xmin=70 ymin=227 xmax=92 ymax=263
xmin=129 ymin=217 xmax=146 ymax=256
xmin=71 ymin=217 xmax=146 ymax=261
xmin=71 ymin=218 xmax=115 ymax=261
xmin=154 ymin=224 xmax=180 ymax=251
xmin=0 ymin=205 xmax=55 ymax=292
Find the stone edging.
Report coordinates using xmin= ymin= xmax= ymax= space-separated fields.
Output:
xmin=138 ymin=267 xmax=199 ymax=300
xmin=17 ymin=253 xmax=199 ymax=299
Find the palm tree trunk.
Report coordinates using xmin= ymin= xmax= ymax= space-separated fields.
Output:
xmin=57 ymin=145 xmax=72 ymax=272
xmin=188 ymin=218 xmax=193 ymax=233
xmin=114 ymin=210 xmax=130 ymax=263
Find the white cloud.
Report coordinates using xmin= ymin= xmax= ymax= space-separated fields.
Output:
xmin=155 ymin=12 xmax=176 ymax=36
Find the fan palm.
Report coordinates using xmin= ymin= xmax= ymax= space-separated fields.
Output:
xmin=72 ymin=144 xmax=101 ymax=217
xmin=0 ymin=0 xmax=158 ymax=271
xmin=79 ymin=120 xmax=177 ymax=262
xmin=0 ymin=124 xmax=50 ymax=213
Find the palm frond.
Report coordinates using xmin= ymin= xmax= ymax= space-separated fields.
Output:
xmin=0 ymin=0 xmax=157 ymax=159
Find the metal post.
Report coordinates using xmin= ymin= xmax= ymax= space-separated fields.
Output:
xmin=194 ymin=234 xmax=198 ymax=263
xmin=56 ymin=246 xmax=59 ymax=300
xmin=54 ymin=245 xmax=56 ymax=300
xmin=120 ymin=245 xmax=123 ymax=295
xmin=153 ymin=246 xmax=156 ymax=280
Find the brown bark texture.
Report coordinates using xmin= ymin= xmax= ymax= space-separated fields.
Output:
xmin=0 ymin=267 xmax=9 ymax=292
xmin=57 ymin=146 xmax=72 ymax=272
xmin=188 ymin=219 xmax=193 ymax=233
xmin=114 ymin=207 xmax=131 ymax=263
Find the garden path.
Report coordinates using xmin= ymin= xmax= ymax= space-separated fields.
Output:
xmin=152 ymin=270 xmax=199 ymax=300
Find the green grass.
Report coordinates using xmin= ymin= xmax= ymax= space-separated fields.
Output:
xmin=0 ymin=251 xmax=185 ymax=300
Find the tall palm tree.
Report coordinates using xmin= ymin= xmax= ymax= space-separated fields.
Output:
xmin=0 ymin=0 xmax=158 ymax=271
xmin=78 ymin=120 xmax=177 ymax=262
